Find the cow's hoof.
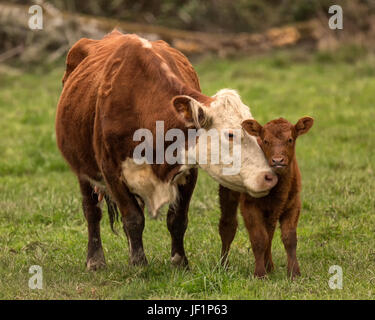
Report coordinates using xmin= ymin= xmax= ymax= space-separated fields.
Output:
xmin=130 ymin=255 xmax=148 ymax=267
xmin=171 ymin=253 xmax=189 ymax=269
xmin=86 ymin=259 xmax=106 ymax=271
xmin=86 ymin=249 xmax=106 ymax=271
xmin=288 ymin=269 xmax=301 ymax=280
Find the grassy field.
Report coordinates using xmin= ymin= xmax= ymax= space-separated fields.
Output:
xmin=0 ymin=48 xmax=374 ymax=299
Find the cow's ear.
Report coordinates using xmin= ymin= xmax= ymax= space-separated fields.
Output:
xmin=242 ymin=119 xmax=262 ymax=137
xmin=172 ymin=95 xmax=210 ymax=128
xmin=295 ymin=117 xmax=314 ymax=137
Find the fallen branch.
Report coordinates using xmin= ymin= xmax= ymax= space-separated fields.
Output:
xmin=0 ymin=45 xmax=24 ymax=63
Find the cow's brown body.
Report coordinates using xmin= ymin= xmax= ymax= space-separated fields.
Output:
xmin=219 ymin=117 xmax=313 ymax=278
xmin=56 ymin=30 xmax=212 ymax=269
xmin=56 ymin=29 xmax=280 ymax=271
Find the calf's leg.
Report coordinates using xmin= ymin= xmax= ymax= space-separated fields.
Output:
xmin=264 ymin=219 xmax=277 ymax=273
xmin=79 ymin=179 xmax=106 ymax=271
xmin=218 ymin=185 xmax=240 ymax=267
xmin=167 ymin=168 xmax=198 ymax=268
xmin=279 ymin=206 xmax=301 ymax=279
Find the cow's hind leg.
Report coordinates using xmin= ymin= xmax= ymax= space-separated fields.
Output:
xmin=218 ymin=185 xmax=240 ymax=267
xmin=102 ymin=163 xmax=147 ymax=266
xmin=79 ymin=179 xmax=106 ymax=271
xmin=167 ymin=168 xmax=198 ymax=268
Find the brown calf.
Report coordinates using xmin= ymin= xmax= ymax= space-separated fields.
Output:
xmin=219 ymin=117 xmax=313 ymax=279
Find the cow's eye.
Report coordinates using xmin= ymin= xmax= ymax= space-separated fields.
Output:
xmin=263 ymin=139 xmax=269 ymax=145
xmin=288 ymin=138 xmax=293 ymax=143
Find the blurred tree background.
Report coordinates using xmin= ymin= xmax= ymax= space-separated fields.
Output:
xmin=4 ymin=0 xmax=374 ymax=33
xmin=1 ymin=0 xmax=375 ymax=64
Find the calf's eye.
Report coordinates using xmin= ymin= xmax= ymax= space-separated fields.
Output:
xmin=288 ymin=138 xmax=293 ymax=143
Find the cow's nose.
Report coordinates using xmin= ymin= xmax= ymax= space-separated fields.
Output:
xmin=264 ymin=172 xmax=278 ymax=188
xmin=272 ymin=157 xmax=284 ymax=165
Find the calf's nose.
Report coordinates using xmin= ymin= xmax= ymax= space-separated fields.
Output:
xmin=272 ymin=157 xmax=284 ymax=165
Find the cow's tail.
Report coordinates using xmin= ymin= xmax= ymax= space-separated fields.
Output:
xmin=104 ymin=195 xmax=120 ymax=235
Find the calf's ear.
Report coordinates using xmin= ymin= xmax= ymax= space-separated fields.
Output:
xmin=295 ymin=116 xmax=314 ymax=136
xmin=172 ymin=95 xmax=210 ymax=128
xmin=242 ymin=119 xmax=262 ymax=137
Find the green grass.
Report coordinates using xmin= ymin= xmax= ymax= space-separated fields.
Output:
xmin=1 ymin=48 xmax=375 ymax=299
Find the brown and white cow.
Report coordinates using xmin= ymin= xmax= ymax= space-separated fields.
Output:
xmin=56 ymin=30 xmax=277 ymax=270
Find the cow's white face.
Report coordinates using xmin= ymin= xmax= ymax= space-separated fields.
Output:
xmin=173 ymin=89 xmax=277 ymax=197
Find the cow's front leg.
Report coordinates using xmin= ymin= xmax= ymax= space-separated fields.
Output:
xmin=218 ymin=185 xmax=240 ymax=267
xmin=79 ymin=179 xmax=106 ymax=271
xmin=167 ymin=168 xmax=197 ymax=268
xmin=122 ymin=202 xmax=147 ymax=266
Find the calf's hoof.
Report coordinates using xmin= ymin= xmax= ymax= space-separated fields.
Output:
xmin=220 ymin=259 xmax=230 ymax=270
xmin=171 ymin=253 xmax=189 ymax=269
xmin=254 ymin=268 xmax=267 ymax=279
xmin=254 ymin=272 xmax=267 ymax=279
xmin=265 ymin=261 xmax=275 ymax=273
